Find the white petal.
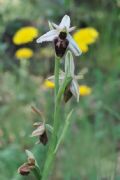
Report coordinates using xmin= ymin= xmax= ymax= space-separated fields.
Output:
xmin=36 ymin=30 xmax=58 ymax=43
xmin=31 ymin=124 xmax=45 ymax=137
xmin=67 ymin=34 xmax=82 ymax=56
xmin=68 ymin=26 xmax=76 ymax=32
xmin=70 ymin=79 xmax=80 ymax=102
xmin=59 ymin=15 xmax=70 ymax=29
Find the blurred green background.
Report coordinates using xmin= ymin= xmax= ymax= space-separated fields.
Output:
xmin=0 ymin=0 xmax=120 ymax=179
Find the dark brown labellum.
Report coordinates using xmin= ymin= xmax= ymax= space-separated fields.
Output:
xmin=39 ymin=131 xmax=48 ymax=145
xmin=54 ymin=37 xmax=69 ymax=58
xmin=64 ymin=85 xmax=73 ymax=103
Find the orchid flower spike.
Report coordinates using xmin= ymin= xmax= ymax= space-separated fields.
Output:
xmin=37 ymin=15 xmax=82 ymax=57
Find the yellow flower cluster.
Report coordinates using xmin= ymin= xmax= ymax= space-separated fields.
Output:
xmin=15 ymin=48 xmax=34 ymax=59
xmin=13 ymin=26 xmax=39 ymax=45
xmin=73 ymin=27 xmax=99 ymax=53
xmin=79 ymin=85 xmax=92 ymax=96
xmin=44 ymin=80 xmax=92 ymax=96
xmin=44 ymin=80 xmax=55 ymax=88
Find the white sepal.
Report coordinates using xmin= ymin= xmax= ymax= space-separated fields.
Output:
xmin=25 ymin=150 xmax=39 ymax=167
xmin=67 ymin=34 xmax=82 ymax=56
xmin=59 ymin=15 xmax=70 ymax=29
xmin=25 ymin=150 xmax=35 ymax=160
xmin=70 ymin=79 xmax=80 ymax=102
xmin=31 ymin=123 xmax=45 ymax=137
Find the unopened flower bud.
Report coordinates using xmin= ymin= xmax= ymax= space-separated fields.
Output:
xmin=25 ymin=149 xmax=36 ymax=166
xmin=18 ymin=163 xmax=30 ymax=176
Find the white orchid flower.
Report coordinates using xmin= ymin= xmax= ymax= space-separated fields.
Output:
xmin=36 ymin=15 xmax=82 ymax=57
xmin=48 ymin=51 xmax=81 ymax=102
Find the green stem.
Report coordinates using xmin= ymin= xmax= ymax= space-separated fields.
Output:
xmin=41 ymin=55 xmax=60 ymax=180
xmin=54 ymin=109 xmax=74 ymax=153
xmin=41 ymin=104 xmax=60 ymax=180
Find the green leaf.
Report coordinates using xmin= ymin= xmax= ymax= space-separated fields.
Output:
xmin=54 ymin=109 xmax=74 ymax=153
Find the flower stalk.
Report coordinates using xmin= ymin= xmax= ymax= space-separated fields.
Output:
xmin=41 ymin=56 xmax=61 ymax=180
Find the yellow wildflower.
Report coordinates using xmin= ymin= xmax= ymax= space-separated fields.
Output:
xmin=44 ymin=80 xmax=55 ymax=89
xmin=44 ymin=80 xmax=92 ymax=96
xmin=73 ymin=27 xmax=99 ymax=53
xmin=79 ymin=85 xmax=92 ymax=96
xmin=15 ymin=48 xmax=33 ymax=59
xmin=13 ymin=26 xmax=39 ymax=45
